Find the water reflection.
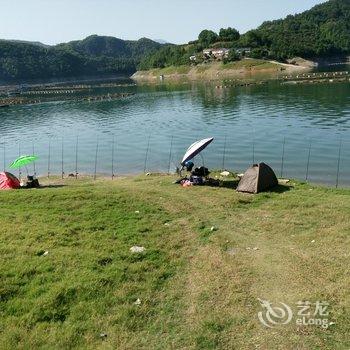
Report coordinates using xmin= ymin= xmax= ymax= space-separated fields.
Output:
xmin=0 ymin=80 xmax=349 ymax=186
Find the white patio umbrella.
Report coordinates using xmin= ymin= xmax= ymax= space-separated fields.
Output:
xmin=181 ymin=137 xmax=214 ymax=166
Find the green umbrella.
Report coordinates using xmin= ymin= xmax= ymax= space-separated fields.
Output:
xmin=9 ymin=155 xmax=38 ymax=169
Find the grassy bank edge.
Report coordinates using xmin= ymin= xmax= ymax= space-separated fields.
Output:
xmin=132 ymin=59 xmax=310 ymax=82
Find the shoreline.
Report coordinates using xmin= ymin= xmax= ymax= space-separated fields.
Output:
xmin=27 ymin=172 xmax=350 ymax=190
xmin=0 ymin=74 xmax=133 ymax=89
xmin=132 ymin=59 xmax=312 ymax=83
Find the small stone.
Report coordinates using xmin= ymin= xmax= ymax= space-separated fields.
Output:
xmin=311 ymin=240 xmax=315 ymax=243
xmin=100 ymin=333 xmax=107 ymax=339
xmin=130 ymin=246 xmax=145 ymax=253
xmin=135 ymin=210 xmax=140 ymax=214
xmin=253 ymin=247 xmax=259 ymax=251
xmin=246 ymin=247 xmax=251 ymax=250
xmin=43 ymin=251 xmax=49 ymax=256
xmin=220 ymin=171 xmax=230 ymax=176
xmin=164 ymin=222 xmax=170 ymax=226
xmin=134 ymin=298 xmax=141 ymax=305
xmin=210 ymin=226 xmax=216 ymax=232
xmin=279 ymin=179 xmax=290 ymax=184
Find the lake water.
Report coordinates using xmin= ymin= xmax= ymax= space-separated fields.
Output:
xmin=0 ymin=79 xmax=350 ymax=186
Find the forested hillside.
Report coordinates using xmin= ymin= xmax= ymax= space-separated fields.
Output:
xmin=246 ymin=0 xmax=350 ymax=59
xmin=139 ymin=0 xmax=350 ymax=70
xmin=0 ymin=35 xmax=162 ymax=81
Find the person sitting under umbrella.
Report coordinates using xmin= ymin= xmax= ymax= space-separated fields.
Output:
xmin=9 ymin=155 xmax=40 ymax=188
xmin=184 ymin=160 xmax=194 ymax=172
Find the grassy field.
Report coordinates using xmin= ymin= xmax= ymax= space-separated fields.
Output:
xmin=0 ymin=174 xmax=349 ymax=349
xmin=150 ymin=65 xmax=192 ymax=76
xmin=219 ymin=58 xmax=280 ymax=71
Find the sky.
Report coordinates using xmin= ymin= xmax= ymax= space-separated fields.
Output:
xmin=0 ymin=0 xmax=327 ymax=45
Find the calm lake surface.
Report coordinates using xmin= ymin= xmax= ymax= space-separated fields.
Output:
xmin=0 ymin=79 xmax=350 ymax=186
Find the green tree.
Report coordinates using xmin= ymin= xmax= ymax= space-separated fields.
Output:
xmin=247 ymin=48 xmax=269 ymax=59
xmin=240 ymin=30 xmax=263 ymax=48
xmin=198 ymin=30 xmax=219 ymax=47
xmin=223 ymin=49 xmax=240 ymax=63
xmin=219 ymin=27 xmax=240 ymax=42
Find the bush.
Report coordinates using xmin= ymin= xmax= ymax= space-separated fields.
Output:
xmin=247 ymin=48 xmax=269 ymax=59
xmin=219 ymin=27 xmax=240 ymax=42
xmin=223 ymin=50 xmax=240 ymax=63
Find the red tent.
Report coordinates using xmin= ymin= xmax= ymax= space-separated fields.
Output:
xmin=0 ymin=172 xmax=20 ymax=190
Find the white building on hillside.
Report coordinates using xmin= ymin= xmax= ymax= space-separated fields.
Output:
xmin=203 ymin=48 xmax=230 ymax=60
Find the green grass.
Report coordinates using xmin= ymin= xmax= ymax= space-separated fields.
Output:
xmin=0 ymin=175 xmax=349 ymax=349
xmin=195 ymin=65 xmax=211 ymax=73
xmin=220 ymin=58 xmax=280 ymax=70
xmin=140 ymin=59 xmax=281 ymax=80
xmin=151 ymin=65 xmax=191 ymax=76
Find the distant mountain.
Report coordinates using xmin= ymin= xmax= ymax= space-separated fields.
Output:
xmin=0 ymin=35 xmax=163 ymax=81
xmin=57 ymin=35 xmax=161 ymax=58
xmin=154 ymin=39 xmax=169 ymax=44
xmin=0 ymin=39 xmax=50 ymax=48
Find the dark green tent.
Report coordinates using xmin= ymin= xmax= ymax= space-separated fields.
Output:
xmin=237 ymin=163 xmax=278 ymax=194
